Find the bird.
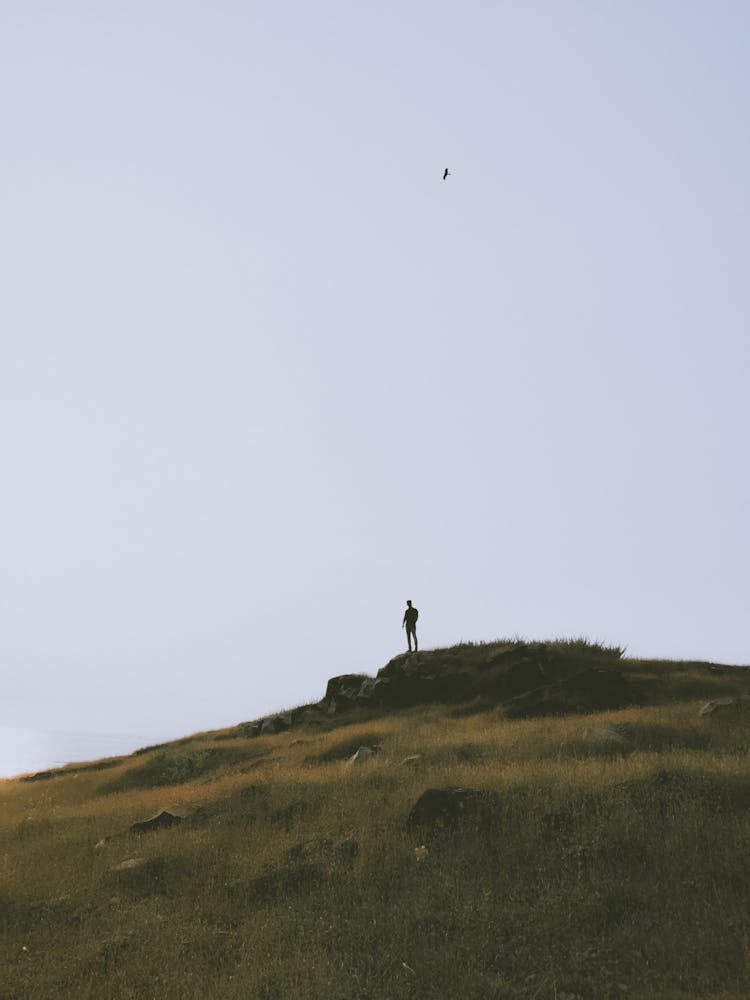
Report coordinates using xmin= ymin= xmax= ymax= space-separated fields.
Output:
xmin=442 ymin=168 xmax=450 ymax=180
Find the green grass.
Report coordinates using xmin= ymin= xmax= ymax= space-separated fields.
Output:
xmin=2 ymin=644 xmax=750 ymax=998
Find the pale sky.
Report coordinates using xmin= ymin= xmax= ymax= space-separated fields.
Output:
xmin=2 ymin=2 xmax=749 ymax=777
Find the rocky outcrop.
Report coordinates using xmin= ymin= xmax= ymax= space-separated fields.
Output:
xmin=322 ymin=645 xmax=636 ymax=719
xmin=237 ymin=642 xmax=638 ymax=737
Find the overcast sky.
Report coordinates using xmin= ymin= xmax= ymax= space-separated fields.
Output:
xmin=2 ymin=2 xmax=749 ymax=778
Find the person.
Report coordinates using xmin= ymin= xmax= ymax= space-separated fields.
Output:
xmin=402 ymin=600 xmax=419 ymax=653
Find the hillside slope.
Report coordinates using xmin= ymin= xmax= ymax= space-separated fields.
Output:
xmin=2 ymin=640 xmax=750 ymax=999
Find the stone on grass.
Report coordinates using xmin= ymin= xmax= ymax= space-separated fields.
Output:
xmin=348 ymin=746 xmax=377 ymax=764
xmin=130 ymin=810 xmax=183 ymax=835
xmin=581 ymin=725 xmax=635 ymax=755
xmin=699 ymin=696 xmax=742 ymax=717
xmin=112 ymin=858 xmax=146 ymax=872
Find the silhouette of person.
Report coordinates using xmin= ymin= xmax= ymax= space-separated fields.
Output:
xmin=402 ymin=600 xmax=419 ymax=653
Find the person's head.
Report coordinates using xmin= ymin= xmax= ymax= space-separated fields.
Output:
xmin=406 ymin=600 xmax=412 ymax=607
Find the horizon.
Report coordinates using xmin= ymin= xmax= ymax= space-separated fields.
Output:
xmin=3 ymin=634 xmax=749 ymax=779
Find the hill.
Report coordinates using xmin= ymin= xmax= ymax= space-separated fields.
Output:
xmin=2 ymin=638 xmax=750 ymax=999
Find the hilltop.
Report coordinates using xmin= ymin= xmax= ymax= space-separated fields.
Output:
xmin=2 ymin=638 xmax=750 ymax=999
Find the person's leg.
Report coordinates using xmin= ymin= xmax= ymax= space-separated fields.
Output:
xmin=413 ymin=629 xmax=418 ymax=652
xmin=407 ymin=629 xmax=412 ymax=652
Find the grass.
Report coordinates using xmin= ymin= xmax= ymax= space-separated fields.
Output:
xmin=2 ymin=645 xmax=750 ymax=998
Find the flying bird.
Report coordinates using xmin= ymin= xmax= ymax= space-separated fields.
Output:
xmin=443 ymin=168 xmax=450 ymax=180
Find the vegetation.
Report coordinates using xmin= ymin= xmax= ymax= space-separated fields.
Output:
xmin=2 ymin=640 xmax=750 ymax=999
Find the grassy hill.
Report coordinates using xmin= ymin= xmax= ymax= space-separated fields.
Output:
xmin=2 ymin=639 xmax=750 ymax=999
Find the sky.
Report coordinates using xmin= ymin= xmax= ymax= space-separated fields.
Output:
xmin=2 ymin=1 xmax=749 ymax=778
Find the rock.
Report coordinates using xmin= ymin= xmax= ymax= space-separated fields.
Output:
xmin=324 ymin=674 xmax=370 ymax=709
xmin=348 ymin=746 xmax=377 ymax=763
xmin=94 ymin=838 xmax=109 ymax=849
xmin=406 ymin=787 xmax=501 ymax=833
xmin=355 ymin=677 xmax=382 ymax=702
xmin=257 ymin=714 xmax=294 ymax=735
xmin=376 ymin=653 xmax=413 ymax=679
xmin=581 ymin=725 xmax=635 ymax=755
xmin=130 ymin=810 xmax=183 ymax=835
xmin=113 ymin=858 xmax=146 ymax=872
xmin=400 ymin=755 xmax=423 ymax=766
xmin=699 ymin=696 xmax=745 ymax=716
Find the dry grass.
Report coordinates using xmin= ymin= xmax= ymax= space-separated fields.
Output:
xmin=3 ymin=657 xmax=750 ymax=999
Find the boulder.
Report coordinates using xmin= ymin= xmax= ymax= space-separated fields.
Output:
xmin=348 ymin=746 xmax=377 ymax=763
xmin=324 ymin=674 xmax=369 ymax=708
xmin=376 ymin=653 xmax=415 ymax=679
xmin=354 ymin=676 xmax=390 ymax=703
xmin=372 ymin=656 xmax=473 ymax=708
xmin=406 ymin=787 xmax=501 ymax=833
xmin=130 ymin=810 xmax=183 ymax=835
xmin=581 ymin=725 xmax=635 ymax=756
xmin=112 ymin=858 xmax=146 ymax=872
